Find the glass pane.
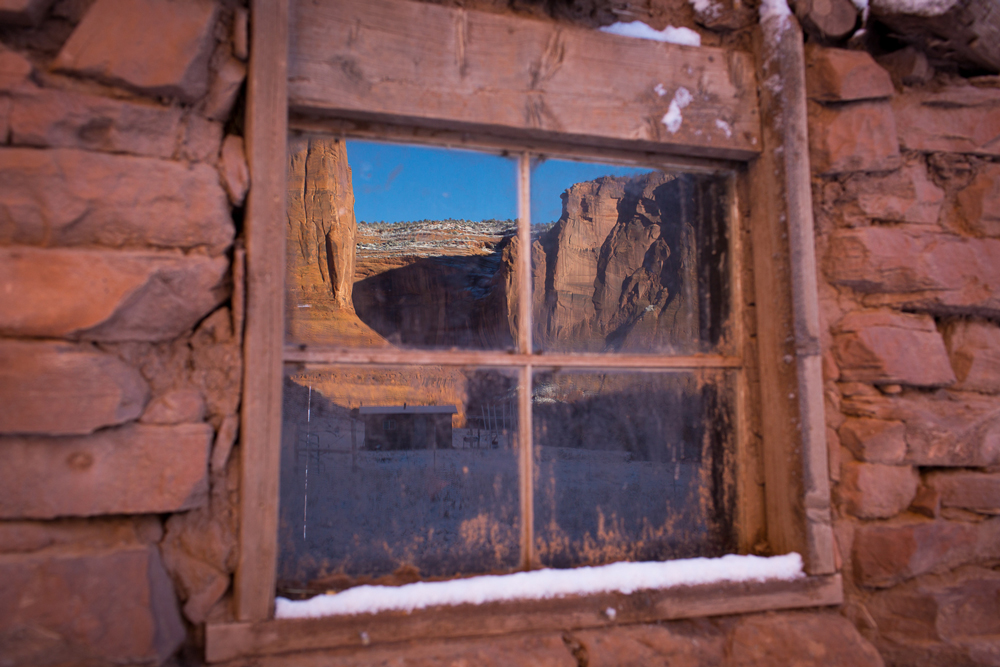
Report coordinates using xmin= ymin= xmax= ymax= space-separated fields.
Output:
xmin=530 ymin=158 xmax=733 ymax=354
xmin=277 ymin=364 xmax=521 ymax=597
xmin=286 ymin=136 xmax=519 ymax=350
xmin=533 ymin=369 xmax=736 ymax=568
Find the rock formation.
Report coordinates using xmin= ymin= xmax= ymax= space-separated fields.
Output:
xmin=533 ymin=171 xmax=730 ymax=353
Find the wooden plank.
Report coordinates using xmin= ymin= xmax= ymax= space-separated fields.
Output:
xmin=206 ymin=574 xmax=842 ymax=662
xmin=288 ymin=0 xmax=761 ymax=160
xmin=748 ymin=20 xmax=807 ymax=564
xmin=234 ymin=0 xmax=289 ymax=622
xmin=282 ymin=347 xmax=743 ymax=369
xmin=751 ymin=14 xmax=834 ymax=575
xmin=772 ymin=16 xmax=835 ymax=576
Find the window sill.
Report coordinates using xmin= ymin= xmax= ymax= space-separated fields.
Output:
xmin=205 ymin=573 xmax=842 ymax=662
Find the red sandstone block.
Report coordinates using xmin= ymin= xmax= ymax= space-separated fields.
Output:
xmin=825 ymin=227 xmax=1000 ymax=318
xmin=808 ymin=100 xmax=900 ymax=175
xmin=9 ymin=86 xmax=183 ymax=158
xmin=139 ymin=388 xmax=205 ymax=425
xmin=0 ymin=423 xmax=211 ymax=519
xmin=574 ymin=623 xmax=724 ymax=665
xmin=956 ymin=163 xmax=1000 ymax=238
xmin=841 ymin=390 xmax=1000 ymax=467
xmin=53 ymin=0 xmax=218 ymax=102
xmin=943 ymin=320 xmax=1000 ymax=394
xmin=0 ymin=543 xmax=184 ymax=664
xmin=0 ymin=246 xmax=228 ymax=341
xmin=866 ymin=565 xmax=1000 ymax=661
xmin=0 ymin=0 xmax=53 ymax=26
xmin=839 ymin=417 xmax=906 ymax=464
xmin=0 ymin=340 xmax=148 ymax=436
xmin=0 ymin=45 xmax=32 ymax=90
xmin=840 ymin=461 xmax=918 ymax=519
xmin=0 ymin=147 xmax=233 ymax=253
xmin=204 ymin=56 xmax=246 ymax=122
xmin=728 ymin=612 xmax=884 ymax=666
xmin=893 ymin=85 xmax=1000 ymax=157
xmin=833 ymin=310 xmax=955 ymax=387
xmin=806 ymin=45 xmax=894 ymax=102
xmin=220 ymin=134 xmax=249 ymax=206
xmin=841 ymin=156 xmax=943 ymax=225
xmin=925 ymin=471 xmax=1000 ymax=515
xmin=853 ymin=519 xmax=978 ymax=588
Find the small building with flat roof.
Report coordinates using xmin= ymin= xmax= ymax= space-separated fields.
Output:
xmin=358 ymin=405 xmax=457 ymax=451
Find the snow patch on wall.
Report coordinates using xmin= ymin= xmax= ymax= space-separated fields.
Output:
xmin=662 ymin=87 xmax=693 ymax=134
xmin=759 ymin=0 xmax=792 ymax=19
xmin=275 ymin=552 xmax=805 ymax=619
xmin=715 ymin=119 xmax=733 ymax=138
xmin=599 ymin=21 xmax=702 ymax=47
xmin=688 ymin=0 xmax=722 ymax=18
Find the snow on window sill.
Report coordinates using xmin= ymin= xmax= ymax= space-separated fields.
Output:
xmin=275 ymin=552 xmax=804 ymax=619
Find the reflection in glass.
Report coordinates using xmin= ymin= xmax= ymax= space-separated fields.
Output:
xmin=285 ymin=136 xmax=519 ymax=350
xmin=533 ymin=369 xmax=736 ymax=569
xmin=277 ymin=365 xmax=520 ymax=597
xmin=530 ymin=158 xmax=732 ymax=354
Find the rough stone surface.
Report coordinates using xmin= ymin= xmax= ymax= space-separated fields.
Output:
xmin=139 ymin=388 xmax=205 ymax=425
xmin=876 ymin=47 xmax=934 ymax=88
xmin=9 ymin=86 xmax=184 ymax=158
xmin=839 ymin=417 xmax=907 ymax=464
xmin=0 ymin=0 xmax=53 ymax=25
xmin=726 ymin=611 xmax=885 ymax=666
xmin=0 ymin=543 xmax=184 ymax=665
xmin=180 ymin=112 xmax=223 ymax=162
xmin=955 ymin=163 xmax=1000 ymax=237
xmin=574 ymin=621 xmax=725 ymax=665
xmin=925 ymin=471 xmax=1000 ymax=515
xmin=0 ymin=96 xmax=9 ymax=141
xmin=220 ymin=134 xmax=249 ymax=206
xmin=0 ymin=46 xmax=32 ymax=90
xmin=866 ymin=566 xmax=1000 ymax=666
xmin=203 ymin=56 xmax=246 ymax=121
xmin=833 ymin=310 xmax=955 ymax=387
xmin=839 ymin=157 xmax=943 ymax=225
xmin=871 ymin=0 xmax=1000 ymax=75
xmin=0 ymin=148 xmax=233 ymax=252
xmin=840 ymin=461 xmax=919 ymax=519
xmin=53 ymin=0 xmax=218 ymax=102
xmin=825 ymin=227 xmax=1000 ymax=317
xmin=806 ymin=46 xmax=894 ymax=102
xmin=842 ymin=390 xmax=1000 ymax=466
xmin=893 ymin=85 xmax=1000 ymax=156
xmin=0 ymin=340 xmax=148 ymax=436
xmin=852 ymin=518 xmax=991 ymax=588
xmin=808 ymin=100 xmax=900 ymax=175
xmin=161 ymin=459 xmax=238 ymax=625
xmin=942 ymin=319 xmax=1000 ymax=393
xmin=0 ymin=423 xmax=211 ymax=518
xmin=0 ymin=246 xmax=229 ymax=341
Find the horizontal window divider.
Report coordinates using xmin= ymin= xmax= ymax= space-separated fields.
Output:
xmin=281 ymin=346 xmax=743 ymax=370
xmin=206 ymin=573 xmax=842 ymax=663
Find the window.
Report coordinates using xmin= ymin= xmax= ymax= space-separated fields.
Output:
xmin=208 ymin=0 xmax=839 ymax=660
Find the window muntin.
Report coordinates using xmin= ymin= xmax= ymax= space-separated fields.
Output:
xmin=279 ymin=134 xmax=743 ymax=600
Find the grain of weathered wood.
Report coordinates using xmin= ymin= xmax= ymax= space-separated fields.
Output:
xmin=288 ymin=0 xmax=761 ymax=160
xmin=234 ymin=0 xmax=289 ymax=623
xmin=283 ymin=347 xmax=743 ymax=369
xmin=748 ymin=18 xmax=808 ymax=566
xmin=774 ymin=15 xmax=835 ymax=576
xmin=205 ymin=574 xmax=842 ymax=662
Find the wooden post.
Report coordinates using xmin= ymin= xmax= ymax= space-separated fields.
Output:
xmin=234 ymin=0 xmax=289 ymax=622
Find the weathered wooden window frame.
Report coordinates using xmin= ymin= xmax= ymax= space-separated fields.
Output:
xmin=206 ymin=0 xmax=840 ymax=661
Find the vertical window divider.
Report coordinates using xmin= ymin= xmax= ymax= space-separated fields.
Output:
xmin=516 ymin=152 xmax=535 ymax=570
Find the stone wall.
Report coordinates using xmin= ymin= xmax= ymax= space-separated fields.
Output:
xmin=807 ymin=44 xmax=1000 ymax=666
xmin=0 ymin=0 xmax=997 ymax=665
xmin=0 ymin=0 xmax=247 ymax=663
